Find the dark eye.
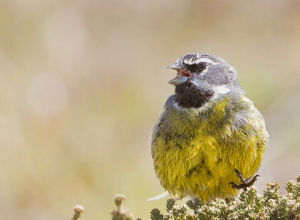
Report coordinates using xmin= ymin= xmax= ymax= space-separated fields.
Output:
xmin=187 ymin=64 xmax=197 ymax=72
xmin=197 ymin=62 xmax=206 ymax=72
xmin=186 ymin=62 xmax=207 ymax=73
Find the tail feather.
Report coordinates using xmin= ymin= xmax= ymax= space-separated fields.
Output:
xmin=147 ymin=192 xmax=169 ymax=201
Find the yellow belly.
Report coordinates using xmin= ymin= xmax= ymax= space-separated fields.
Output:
xmin=153 ymin=134 xmax=263 ymax=201
xmin=152 ymin=96 xmax=267 ymax=201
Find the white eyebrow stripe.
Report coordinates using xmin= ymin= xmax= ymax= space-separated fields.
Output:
xmin=194 ymin=58 xmax=216 ymax=64
xmin=183 ymin=57 xmax=195 ymax=65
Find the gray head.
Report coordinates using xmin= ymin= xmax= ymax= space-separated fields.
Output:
xmin=168 ymin=53 xmax=242 ymax=108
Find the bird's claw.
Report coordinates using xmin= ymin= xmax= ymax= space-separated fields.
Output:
xmin=229 ymin=169 xmax=259 ymax=191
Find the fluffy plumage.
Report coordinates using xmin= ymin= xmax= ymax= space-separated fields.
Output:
xmin=151 ymin=53 xmax=268 ymax=201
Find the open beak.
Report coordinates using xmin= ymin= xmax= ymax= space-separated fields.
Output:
xmin=168 ymin=70 xmax=193 ymax=86
xmin=168 ymin=62 xmax=193 ymax=85
xmin=168 ymin=76 xmax=189 ymax=85
xmin=167 ymin=62 xmax=185 ymax=70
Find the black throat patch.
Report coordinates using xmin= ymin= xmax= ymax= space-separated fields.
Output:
xmin=175 ymin=83 xmax=214 ymax=108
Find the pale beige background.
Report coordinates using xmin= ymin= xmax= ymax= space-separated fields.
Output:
xmin=0 ymin=0 xmax=299 ymax=219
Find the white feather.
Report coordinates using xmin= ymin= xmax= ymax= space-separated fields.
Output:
xmin=147 ymin=192 xmax=169 ymax=201
xmin=195 ymin=58 xmax=216 ymax=64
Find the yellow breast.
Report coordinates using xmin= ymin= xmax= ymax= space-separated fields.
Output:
xmin=152 ymin=95 xmax=267 ymax=201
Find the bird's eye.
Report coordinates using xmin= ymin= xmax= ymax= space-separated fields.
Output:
xmin=197 ymin=62 xmax=206 ymax=71
xmin=186 ymin=62 xmax=207 ymax=73
xmin=187 ymin=64 xmax=197 ymax=72
xmin=195 ymin=62 xmax=207 ymax=73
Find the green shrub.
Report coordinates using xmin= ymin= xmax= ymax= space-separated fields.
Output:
xmin=111 ymin=175 xmax=300 ymax=219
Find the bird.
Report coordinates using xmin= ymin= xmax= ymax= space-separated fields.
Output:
xmin=151 ymin=53 xmax=268 ymax=202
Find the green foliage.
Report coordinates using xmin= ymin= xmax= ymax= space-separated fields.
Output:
xmin=110 ymin=175 xmax=300 ymax=219
xmin=149 ymin=175 xmax=300 ymax=220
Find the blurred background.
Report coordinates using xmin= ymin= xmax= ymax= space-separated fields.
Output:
xmin=0 ymin=0 xmax=299 ymax=219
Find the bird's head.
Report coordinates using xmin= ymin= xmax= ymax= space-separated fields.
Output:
xmin=168 ymin=53 xmax=240 ymax=108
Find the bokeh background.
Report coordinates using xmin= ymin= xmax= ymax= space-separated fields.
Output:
xmin=0 ymin=0 xmax=299 ymax=219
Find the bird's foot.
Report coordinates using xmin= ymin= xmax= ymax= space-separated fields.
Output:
xmin=229 ymin=169 xmax=259 ymax=191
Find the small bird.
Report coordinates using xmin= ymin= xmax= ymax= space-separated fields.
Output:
xmin=151 ymin=53 xmax=268 ymax=202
